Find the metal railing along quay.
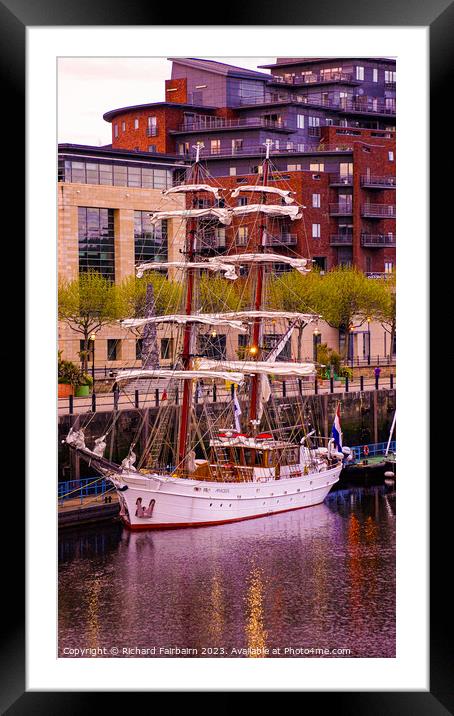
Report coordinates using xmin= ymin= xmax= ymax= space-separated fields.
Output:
xmin=59 ymin=373 xmax=396 ymax=417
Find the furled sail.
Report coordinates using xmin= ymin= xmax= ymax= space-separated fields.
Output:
xmin=120 ymin=314 xmax=246 ymax=331
xmin=231 ymin=204 xmax=303 ymax=220
xmin=114 ymin=368 xmax=245 ymax=384
xmin=136 ymin=260 xmax=239 ymax=280
xmin=208 ymin=253 xmax=310 ymax=274
xmin=163 ymin=184 xmax=222 ymax=199
xmin=230 ymin=185 xmax=296 ymax=204
xmin=198 ymin=359 xmax=315 ymax=377
xmin=148 ymin=208 xmax=232 ymax=225
xmin=215 ymin=310 xmax=319 ymax=323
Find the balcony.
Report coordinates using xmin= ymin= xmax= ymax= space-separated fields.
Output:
xmin=146 ymin=127 xmax=158 ymax=137
xmin=181 ymin=143 xmax=353 ymax=160
xmin=238 ymin=93 xmax=396 ymax=116
xmin=269 ymin=72 xmax=357 ymax=86
xmin=361 ymin=175 xmax=396 ymax=189
xmin=362 ymin=204 xmax=396 ymax=218
xmin=330 ymin=234 xmax=353 ymax=246
xmin=361 ymin=233 xmax=396 ymax=247
xmin=264 ymin=233 xmax=297 ymax=247
xmin=173 ymin=117 xmax=292 ymax=133
xmin=330 ymin=202 xmax=353 ymax=216
xmin=197 ymin=235 xmax=226 ymax=252
xmin=330 ymin=173 xmax=353 ymax=186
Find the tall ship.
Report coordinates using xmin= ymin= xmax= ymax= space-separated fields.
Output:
xmin=65 ymin=140 xmax=351 ymax=529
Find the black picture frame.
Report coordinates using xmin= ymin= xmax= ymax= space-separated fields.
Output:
xmin=3 ymin=0 xmax=450 ymax=709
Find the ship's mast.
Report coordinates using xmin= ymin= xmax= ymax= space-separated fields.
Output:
xmin=177 ymin=142 xmax=203 ymax=469
xmin=248 ymin=140 xmax=272 ymax=427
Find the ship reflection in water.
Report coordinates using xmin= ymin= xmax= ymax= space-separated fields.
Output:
xmin=59 ymin=486 xmax=395 ymax=658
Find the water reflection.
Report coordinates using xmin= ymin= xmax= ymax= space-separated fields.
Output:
xmin=59 ymin=486 xmax=395 ymax=658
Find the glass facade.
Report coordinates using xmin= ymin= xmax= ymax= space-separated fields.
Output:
xmin=134 ymin=212 xmax=168 ymax=264
xmin=59 ymin=159 xmax=173 ymax=189
xmin=78 ymin=207 xmax=115 ymax=280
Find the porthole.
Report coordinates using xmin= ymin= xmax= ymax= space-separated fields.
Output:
xmin=210 ymin=503 xmax=213 ymax=507
xmin=220 ymin=503 xmax=223 ymax=507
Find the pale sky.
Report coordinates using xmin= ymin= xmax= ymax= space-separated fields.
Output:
xmin=57 ymin=57 xmax=274 ymax=146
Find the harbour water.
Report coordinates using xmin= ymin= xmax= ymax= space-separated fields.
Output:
xmin=58 ymin=485 xmax=395 ymax=658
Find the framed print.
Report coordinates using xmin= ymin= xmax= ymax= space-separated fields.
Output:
xmin=1 ymin=0 xmax=450 ymax=708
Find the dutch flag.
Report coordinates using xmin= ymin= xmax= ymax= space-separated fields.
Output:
xmin=233 ymin=387 xmax=242 ymax=432
xmin=331 ymin=404 xmax=343 ymax=452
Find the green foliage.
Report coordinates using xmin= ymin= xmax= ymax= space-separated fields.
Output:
xmin=309 ymin=265 xmax=385 ymax=331
xmin=58 ymin=354 xmax=81 ymax=386
xmin=58 ymin=352 xmax=93 ymax=387
xmin=199 ymin=273 xmax=248 ymax=313
xmin=119 ymin=272 xmax=183 ymax=322
xmin=58 ymin=270 xmax=123 ymax=370
xmin=316 ymin=343 xmax=341 ymax=378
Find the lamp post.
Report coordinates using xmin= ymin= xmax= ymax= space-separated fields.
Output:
xmin=90 ymin=333 xmax=96 ymax=384
xmin=367 ymin=317 xmax=371 ymax=365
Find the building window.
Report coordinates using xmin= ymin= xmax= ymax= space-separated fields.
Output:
xmin=385 ymin=261 xmax=394 ymax=273
xmin=229 ymin=166 xmax=237 ymax=176
xmin=373 ymin=68 xmax=378 ymax=82
xmin=287 ymin=164 xmax=302 ymax=171
xmin=78 ymin=207 xmax=115 ymax=281
xmin=136 ymin=339 xmax=143 ymax=360
xmin=312 ymin=223 xmax=321 ymax=239
xmin=99 ymin=164 xmax=113 ymax=186
xmin=122 ymin=121 xmax=126 ymax=132
xmin=308 ymin=116 xmax=320 ymax=127
xmin=134 ymin=211 xmax=168 ymax=264
xmin=310 ymin=162 xmax=324 ymax=172
xmin=251 ymin=165 xmax=263 ymax=174
xmin=134 ymin=118 xmax=139 ymax=130
xmin=232 ymin=138 xmax=243 ymax=154
xmin=147 ymin=116 xmax=157 ymax=136
xmin=385 ymin=70 xmax=396 ymax=83
xmin=198 ymin=334 xmax=226 ymax=359
xmin=313 ymin=256 xmax=326 ymax=272
xmin=312 ymin=193 xmax=321 ymax=208
xmin=178 ymin=142 xmax=190 ymax=156
xmin=237 ymin=197 xmax=248 ymax=206
xmin=237 ymin=226 xmax=248 ymax=246
xmin=161 ymin=338 xmax=174 ymax=360
xmin=210 ymin=139 xmax=221 ymax=155
xmin=356 ymin=66 xmax=365 ymax=80
xmin=313 ymin=332 xmax=321 ymax=360
xmin=148 ymin=145 xmax=157 ymax=153
xmin=297 ymin=114 xmax=305 ymax=129
xmin=114 ymin=124 xmax=118 ymax=138
xmin=263 ymin=334 xmax=291 ymax=362
xmin=107 ymin=339 xmax=120 ymax=361
xmin=388 ymin=151 xmax=394 ymax=161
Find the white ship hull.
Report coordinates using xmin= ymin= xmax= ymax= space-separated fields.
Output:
xmin=109 ymin=466 xmax=341 ymax=530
